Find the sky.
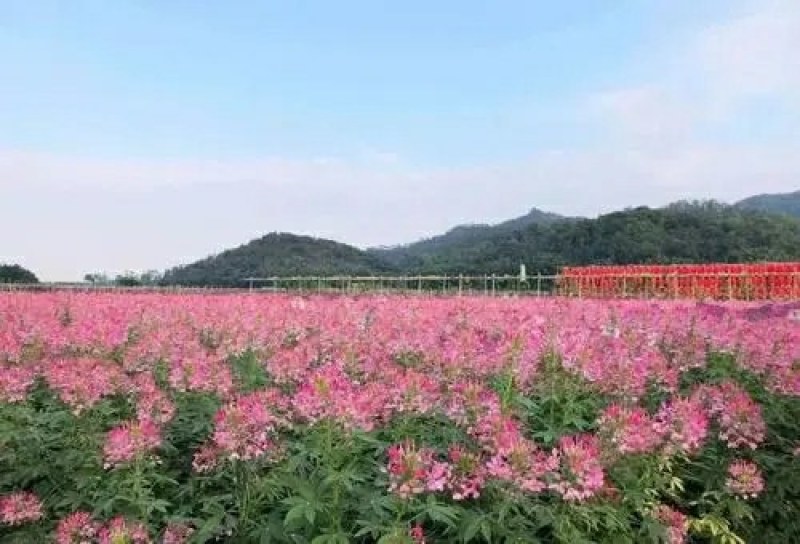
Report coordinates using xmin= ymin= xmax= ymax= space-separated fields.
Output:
xmin=2 ymin=0 xmax=800 ymax=281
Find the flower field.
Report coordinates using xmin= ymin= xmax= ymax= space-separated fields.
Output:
xmin=1 ymin=293 xmax=799 ymax=543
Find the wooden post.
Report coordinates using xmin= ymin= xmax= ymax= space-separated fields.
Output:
xmin=536 ymin=273 xmax=542 ymax=297
xmin=491 ymin=274 xmax=496 ymax=296
xmin=458 ymin=274 xmax=463 ymax=296
xmin=728 ymin=273 xmax=733 ymax=300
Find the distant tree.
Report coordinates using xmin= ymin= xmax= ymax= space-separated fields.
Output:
xmin=114 ymin=272 xmax=142 ymax=287
xmin=84 ymin=273 xmax=110 ymax=284
xmin=111 ymin=270 xmax=162 ymax=287
xmin=0 ymin=264 xmax=39 ymax=284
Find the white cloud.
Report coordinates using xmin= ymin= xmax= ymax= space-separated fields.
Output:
xmin=695 ymin=0 xmax=800 ymax=102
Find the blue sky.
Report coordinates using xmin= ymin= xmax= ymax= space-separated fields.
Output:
xmin=2 ymin=0 xmax=799 ymax=280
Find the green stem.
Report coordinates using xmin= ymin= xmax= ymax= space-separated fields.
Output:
xmin=132 ymin=457 xmax=148 ymax=522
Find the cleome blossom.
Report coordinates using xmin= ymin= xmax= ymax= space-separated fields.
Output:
xmin=654 ymin=397 xmax=709 ymax=455
xmin=725 ymin=459 xmax=765 ymax=499
xmin=103 ymin=418 xmax=162 ymax=468
xmin=98 ymin=516 xmax=151 ymax=544
xmin=653 ymin=504 xmax=689 ymax=544
xmin=550 ymin=434 xmax=606 ymax=502
xmin=55 ymin=511 xmax=101 ymax=544
xmin=597 ymin=403 xmax=663 ymax=455
xmin=0 ymin=491 xmax=43 ymax=526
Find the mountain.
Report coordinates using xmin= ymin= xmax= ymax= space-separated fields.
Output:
xmin=162 ymin=232 xmax=393 ymax=287
xmin=370 ymin=207 xmax=569 ymax=269
xmin=374 ymin=201 xmax=800 ymax=275
xmin=735 ymin=190 xmax=800 ymax=218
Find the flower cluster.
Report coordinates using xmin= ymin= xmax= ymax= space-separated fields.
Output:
xmin=653 ymin=504 xmax=689 ymax=544
xmin=701 ymin=381 xmax=766 ymax=449
xmin=103 ymin=418 xmax=162 ymax=468
xmin=0 ymin=491 xmax=43 ymax=526
xmin=386 ymin=441 xmax=437 ymax=499
xmin=56 ymin=511 xmax=101 ymax=544
xmin=99 ymin=516 xmax=151 ymax=544
xmin=654 ymin=397 xmax=709 ymax=454
xmin=726 ymin=460 xmax=765 ymax=499
xmin=551 ymin=434 xmax=606 ymax=502
xmin=597 ymin=403 xmax=663 ymax=455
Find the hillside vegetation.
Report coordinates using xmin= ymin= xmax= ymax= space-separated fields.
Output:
xmin=161 ymin=201 xmax=800 ymax=285
xmin=735 ymin=190 xmax=800 ymax=218
xmin=0 ymin=264 xmax=39 ymax=284
xmin=162 ymin=232 xmax=392 ymax=287
xmin=375 ymin=201 xmax=800 ymax=274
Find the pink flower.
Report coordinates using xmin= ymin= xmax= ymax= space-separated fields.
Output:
xmin=597 ymin=403 xmax=663 ymax=454
xmin=550 ymin=434 xmax=605 ymax=502
xmin=45 ymin=358 xmax=128 ymax=414
xmin=700 ymin=382 xmax=766 ymax=449
xmin=0 ymin=491 xmax=43 ymax=526
xmin=99 ymin=516 xmax=151 ymax=543
xmin=56 ymin=511 xmax=101 ymax=544
xmin=211 ymin=390 xmax=287 ymax=461
xmin=386 ymin=441 xmax=437 ymax=499
xmin=132 ymin=373 xmax=175 ymax=425
xmin=409 ymin=523 xmax=426 ymax=544
xmin=192 ymin=443 xmax=221 ymax=473
xmin=653 ymin=505 xmax=689 ymax=544
xmin=162 ymin=522 xmax=194 ymax=544
xmin=0 ymin=364 xmax=37 ymax=403
xmin=726 ymin=460 xmax=765 ymax=499
xmin=655 ymin=397 xmax=709 ymax=454
xmin=485 ymin=437 xmax=558 ymax=494
xmin=103 ymin=418 xmax=162 ymax=468
xmin=446 ymin=445 xmax=485 ymax=501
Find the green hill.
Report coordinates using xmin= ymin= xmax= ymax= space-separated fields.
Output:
xmin=735 ymin=190 xmax=800 ymax=218
xmin=376 ymin=201 xmax=800 ymax=275
xmin=162 ymin=232 xmax=393 ymax=287
xmin=0 ymin=264 xmax=39 ymax=284
xmin=370 ymin=207 xmax=569 ymax=269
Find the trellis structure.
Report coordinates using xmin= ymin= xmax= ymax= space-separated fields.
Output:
xmin=243 ymin=274 xmax=559 ymax=296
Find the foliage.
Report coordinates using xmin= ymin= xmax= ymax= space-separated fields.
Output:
xmin=0 ymin=293 xmax=798 ymax=543
xmin=162 ymin=232 xmax=393 ymax=287
xmin=735 ymin=190 xmax=800 ymax=219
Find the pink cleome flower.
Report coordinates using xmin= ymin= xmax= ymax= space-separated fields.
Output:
xmin=654 ymin=397 xmax=709 ymax=455
xmin=56 ymin=511 xmax=101 ymax=544
xmin=653 ymin=504 xmax=689 ymax=544
xmin=726 ymin=459 xmax=765 ymax=499
xmin=550 ymin=434 xmax=606 ymax=502
xmin=386 ymin=440 xmax=439 ymax=499
xmin=0 ymin=364 xmax=38 ymax=403
xmin=162 ymin=522 xmax=195 ymax=544
xmin=409 ymin=523 xmax=427 ymax=544
xmin=0 ymin=491 xmax=43 ymax=526
xmin=597 ymin=403 xmax=663 ymax=455
xmin=99 ymin=516 xmax=151 ymax=544
xmin=103 ymin=418 xmax=162 ymax=468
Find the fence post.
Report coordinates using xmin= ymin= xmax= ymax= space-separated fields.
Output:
xmin=536 ymin=273 xmax=542 ymax=297
xmin=458 ymin=274 xmax=463 ymax=296
xmin=728 ymin=273 xmax=733 ymax=301
xmin=491 ymin=274 xmax=496 ymax=297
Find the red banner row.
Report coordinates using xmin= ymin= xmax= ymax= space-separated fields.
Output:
xmin=558 ymin=263 xmax=800 ymax=300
